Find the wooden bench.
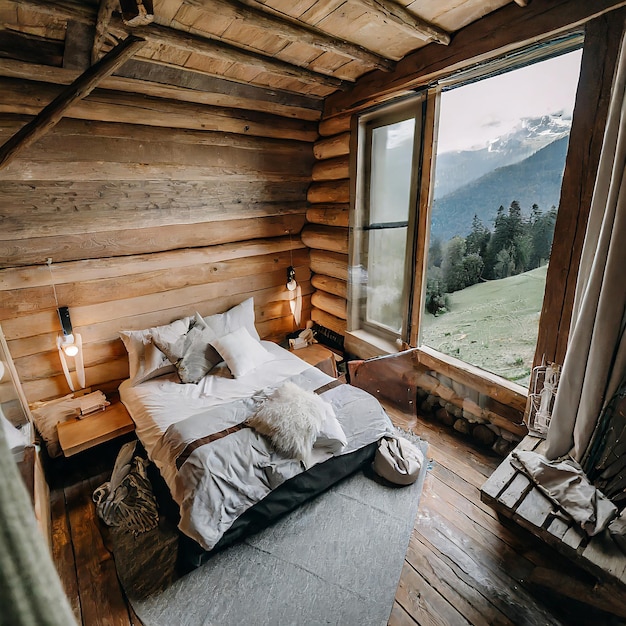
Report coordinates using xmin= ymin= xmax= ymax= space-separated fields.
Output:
xmin=481 ymin=435 xmax=626 ymax=603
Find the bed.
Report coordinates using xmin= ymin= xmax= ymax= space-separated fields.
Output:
xmin=118 ymin=298 xmax=395 ymax=564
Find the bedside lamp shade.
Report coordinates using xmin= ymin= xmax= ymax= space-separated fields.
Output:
xmin=56 ymin=307 xmax=85 ymax=392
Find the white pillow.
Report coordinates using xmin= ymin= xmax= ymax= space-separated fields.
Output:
xmin=200 ymin=298 xmax=260 ymax=342
xmin=211 ymin=326 xmax=273 ymax=378
xmin=151 ymin=314 xmax=222 ymax=384
xmin=247 ymin=382 xmax=331 ymax=466
xmin=120 ymin=316 xmax=192 ymax=386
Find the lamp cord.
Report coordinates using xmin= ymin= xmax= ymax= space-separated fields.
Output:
xmin=46 ymin=259 xmax=60 ymax=310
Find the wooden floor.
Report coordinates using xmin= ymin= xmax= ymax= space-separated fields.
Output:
xmin=48 ymin=407 xmax=626 ymax=626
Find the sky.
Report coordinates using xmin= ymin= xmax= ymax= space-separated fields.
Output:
xmin=436 ymin=49 xmax=583 ymax=153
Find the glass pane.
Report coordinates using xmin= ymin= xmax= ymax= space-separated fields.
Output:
xmin=364 ymin=117 xmax=415 ymax=333
xmin=422 ymin=49 xmax=583 ymax=386
xmin=369 ymin=118 xmax=415 ymax=224
xmin=365 ymin=226 xmax=408 ymax=333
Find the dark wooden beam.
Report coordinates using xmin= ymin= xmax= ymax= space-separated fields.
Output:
xmin=324 ymin=0 xmax=626 ymax=118
xmin=92 ymin=0 xmax=118 ymax=64
xmin=0 ymin=29 xmax=64 ymax=66
xmin=8 ymin=0 xmax=96 ymax=24
xmin=63 ymin=20 xmax=94 ymax=70
xmin=116 ymin=59 xmax=323 ymax=113
xmin=185 ymin=0 xmax=395 ymax=71
xmin=353 ymin=0 xmax=451 ymax=44
xmin=0 ymin=57 xmax=323 ymax=121
xmin=13 ymin=0 xmax=349 ymax=89
xmin=0 ymin=35 xmax=146 ymax=170
xmin=108 ymin=16 xmax=347 ymax=90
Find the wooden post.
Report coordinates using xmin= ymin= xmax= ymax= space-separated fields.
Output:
xmin=0 ymin=35 xmax=146 ymax=170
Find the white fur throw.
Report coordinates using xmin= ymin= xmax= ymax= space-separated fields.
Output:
xmin=248 ymin=382 xmax=332 ymax=466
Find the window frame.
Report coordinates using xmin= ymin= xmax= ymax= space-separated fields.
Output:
xmin=349 ymin=94 xmax=426 ymax=343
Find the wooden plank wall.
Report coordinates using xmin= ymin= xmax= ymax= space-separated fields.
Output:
xmin=0 ymin=103 xmax=315 ymax=403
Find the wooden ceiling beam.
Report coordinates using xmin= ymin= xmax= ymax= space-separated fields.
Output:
xmin=184 ymin=0 xmax=395 ymax=71
xmin=353 ymin=0 xmax=451 ymax=45
xmin=92 ymin=0 xmax=118 ymax=64
xmin=63 ymin=20 xmax=94 ymax=70
xmin=0 ymin=35 xmax=146 ymax=170
xmin=7 ymin=0 xmax=96 ymax=25
xmin=13 ymin=0 xmax=349 ymax=88
xmin=108 ymin=15 xmax=347 ymax=89
xmin=0 ymin=57 xmax=323 ymax=120
xmin=324 ymin=0 xmax=626 ymax=118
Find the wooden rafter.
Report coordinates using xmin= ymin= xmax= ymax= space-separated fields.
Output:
xmin=0 ymin=35 xmax=146 ymax=170
xmin=184 ymin=0 xmax=395 ymax=71
xmin=9 ymin=0 xmax=95 ymax=24
xmin=324 ymin=0 xmax=626 ymax=118
xmin=354 ymin=0 xmax=451 ymax=45
xmin=0 ymin=56 xmax=324 ymax=120
xmin=10 ymin=0 xmax=360 ymax=91
xmin=108 ymin=16 xmax=347 ymax=89
xmin=92 ymin=0 xmax=118 ymax=64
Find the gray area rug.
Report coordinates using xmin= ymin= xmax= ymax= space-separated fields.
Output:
xmin=110 ymin=438 xmax=429 ymax=626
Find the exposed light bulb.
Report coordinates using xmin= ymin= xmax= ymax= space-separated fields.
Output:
xmin=60 ymin=333 xmax=79 ymax=357
xmin=63 ymin=343 xmax=79 ymax=357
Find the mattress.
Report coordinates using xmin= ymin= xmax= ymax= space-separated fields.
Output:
xmin=120 ymin=342 xmax=394 ymax=552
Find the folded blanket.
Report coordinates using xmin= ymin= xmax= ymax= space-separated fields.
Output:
xmin=512 ymin=450 xmax=617 ymax=536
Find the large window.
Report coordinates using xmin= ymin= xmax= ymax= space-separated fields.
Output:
xmin=351 ymin=100 xmax=423 ymax=339
xmin=351 ymin=39 xmax=583 ymax=386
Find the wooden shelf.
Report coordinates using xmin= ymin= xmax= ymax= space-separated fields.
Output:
xmin=57 ymin=399 xmax=135 ymax=457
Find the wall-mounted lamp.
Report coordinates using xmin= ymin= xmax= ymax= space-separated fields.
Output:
xmin=286 ymin=266 xmax=297 ymax=291
xmin=286 ymin=266 xmax=302 ymax=326
xmin=47 ymin=259 xmax=86 ymax=391
xmin=56 ymin=307 xmax=85 ymax=392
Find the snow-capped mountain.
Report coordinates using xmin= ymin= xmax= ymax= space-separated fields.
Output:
xmin=434 ymin=113 xmax=571 ymax=199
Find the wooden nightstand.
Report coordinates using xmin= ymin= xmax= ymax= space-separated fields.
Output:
xmin=291 ymin=344 xmax=338 ymax=378
xmin=57 ymin=399 xmax=135 ymax=457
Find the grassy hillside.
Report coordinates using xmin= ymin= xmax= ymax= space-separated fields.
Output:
xmin=421 ymin=265 xmax=548 ymax=385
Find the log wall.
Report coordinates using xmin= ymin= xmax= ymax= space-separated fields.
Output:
xmin=0 ymin=100 xmax=315 ymax=403
xmin=305 ymin=116 xmax=351 ymax=336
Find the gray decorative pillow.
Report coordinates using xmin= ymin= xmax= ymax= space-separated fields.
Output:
xmin=152 ymin=314 xmax=221 ymax=384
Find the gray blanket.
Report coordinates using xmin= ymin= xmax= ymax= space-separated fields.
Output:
xmin=151 ymin=371 xmax=394 ymax=550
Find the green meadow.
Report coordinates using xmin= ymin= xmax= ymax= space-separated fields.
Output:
xmin=420 ymin=265 xmax=548 ymax=385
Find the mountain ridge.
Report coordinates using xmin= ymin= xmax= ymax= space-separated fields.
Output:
xmin=430 ymin=135 xmax=569 ymax=243
xmin=433 ymin=113 xmax=571 ymax=199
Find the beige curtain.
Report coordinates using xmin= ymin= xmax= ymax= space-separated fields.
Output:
xmin=545 ymin=25 xmax=626 ymax=461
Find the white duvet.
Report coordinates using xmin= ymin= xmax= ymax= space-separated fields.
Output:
xmin=120 ymin=342 xmax=394 ymax=550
